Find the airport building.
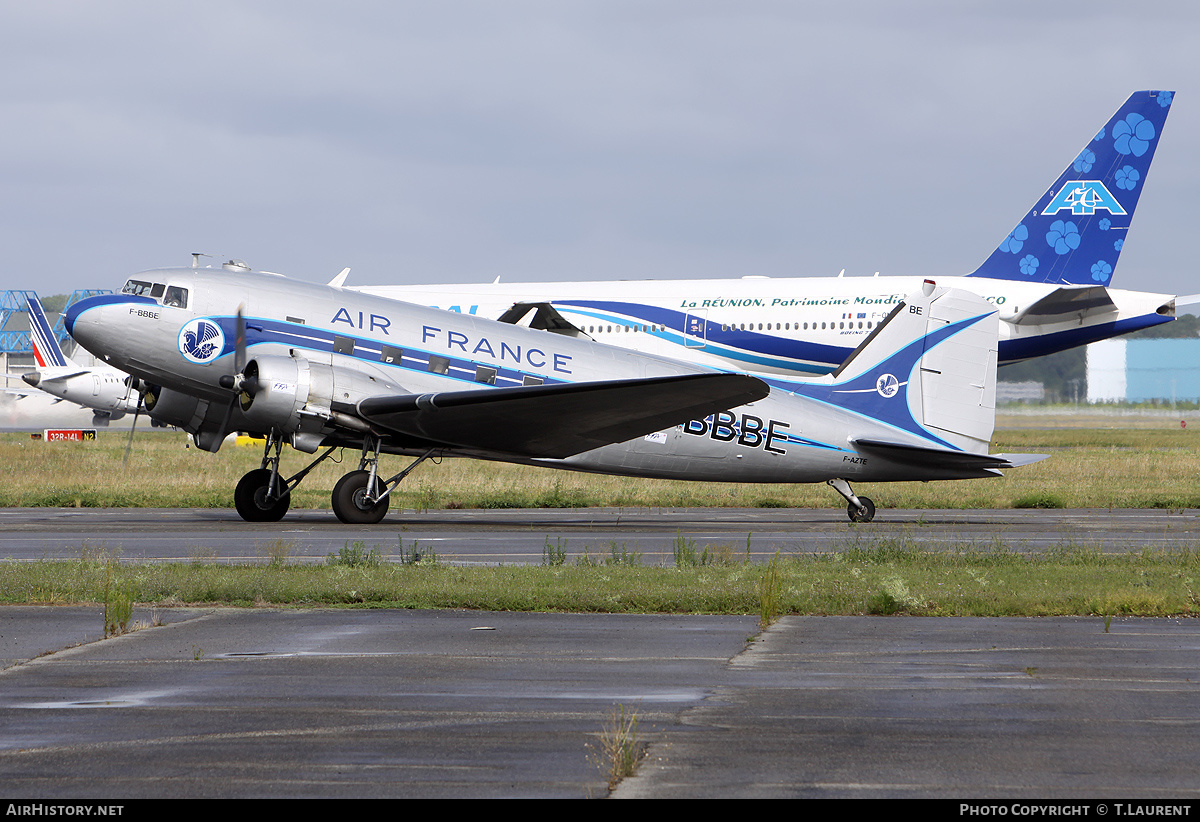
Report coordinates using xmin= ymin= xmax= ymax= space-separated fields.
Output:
xmin=1087 ymin=338 xmax=1200 ymax=404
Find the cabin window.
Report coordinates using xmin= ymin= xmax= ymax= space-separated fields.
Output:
xmin=475 ymin=366 xmax=497 ymax=385
xmin=380 ymin=345 xmax=403 ymax=365
xmin=333 ymin=336 xmax=354 ymax=355
xmin=428 ymin=355 xmax=450 ymax=375
xmin=523 ymin=375 xmax=544 ymax=386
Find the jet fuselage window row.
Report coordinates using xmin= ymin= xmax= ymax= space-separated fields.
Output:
xmin=582 ymin=320 xmax=873 ymax=334
xmin=121 ymin=279 xmax=189 ymax=309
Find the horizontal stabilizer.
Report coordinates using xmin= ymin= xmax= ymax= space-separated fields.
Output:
xmin=854 ymin=439 xmax=1047 ymax=470
xmin=358 ymin=372 xmax=769 ymax=459
xmin=1006 ymin=286 xmax=1116 ymax=326
xmin=26 ymin=369 xmax=90 ymax=384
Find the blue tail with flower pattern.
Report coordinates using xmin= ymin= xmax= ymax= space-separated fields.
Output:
xmin=968 ymin=90 xmax=1173 ymax=286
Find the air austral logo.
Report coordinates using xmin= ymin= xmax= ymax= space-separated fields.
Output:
xmin=1041 ymin=181 xmax=1128 ymax=217
xmin=179 ymin=319 xmax=225 ymax=364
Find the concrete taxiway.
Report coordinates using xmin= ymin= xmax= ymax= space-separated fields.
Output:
xmin=2 ymin=506 xmax=1198 ymax=565
xmin=2 ymin=606 xmax=1199 ymax=798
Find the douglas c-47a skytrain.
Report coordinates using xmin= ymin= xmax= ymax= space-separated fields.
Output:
xmin=354 ymin=91 xmax=1178 ymax=378
xmin=65 ymin=263 xmax=1042 ymax=524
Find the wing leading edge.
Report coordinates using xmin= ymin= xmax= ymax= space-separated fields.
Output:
xmin=357 ymin=372 xmax=770 ymax=459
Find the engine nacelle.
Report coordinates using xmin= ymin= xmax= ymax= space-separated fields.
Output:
xmin=144 ymin=386 xmax=239 ymax=452
xmin=238 ymin=353 xmax=402 ymax=452
xmin=237 ymin=355 xmax=309 ymax=432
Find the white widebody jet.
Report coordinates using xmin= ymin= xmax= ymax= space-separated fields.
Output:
xmin=355 ymin=90 xmax=1178 ymax=378
xmin=18 ymin=295 xmax=143 ymax=423
xmin=65 ymin=262 xmax=1042 ymax=524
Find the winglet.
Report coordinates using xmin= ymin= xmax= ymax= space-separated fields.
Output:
xmin=968 ymin=90 xmax=1174 ymax=286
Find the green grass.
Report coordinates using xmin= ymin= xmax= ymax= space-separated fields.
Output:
xmin=5 ymin=540 xmax=1200 ymax=617
xmin=4 ymin=422 xmax=1200 ymax=511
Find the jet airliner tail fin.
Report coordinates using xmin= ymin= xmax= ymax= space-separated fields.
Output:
xmin=967 ymin=90 xmax=1173 ymax=286
xmin=26 ymin=296 xmax=74 ymax=369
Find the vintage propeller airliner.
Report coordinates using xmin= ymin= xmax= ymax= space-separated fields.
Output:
xmin=64 ymin=262 xmax=1042 ymax=524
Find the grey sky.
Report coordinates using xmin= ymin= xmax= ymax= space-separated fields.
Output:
xmin=2 ymin=1 xmax=1198 ymax=300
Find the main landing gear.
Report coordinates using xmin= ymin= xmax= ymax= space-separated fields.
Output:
xmin=234 ymin=430 xmax=339 ymax=522
xmin=231 ymin=429 xmax=439 ymax=518
xmin=232 ymin=431 xmax=437 ymax=525
xmin=330 ymin=437 xmax=435 ymax=524
xmin=827 ymin=478 xmax=875 ymax=523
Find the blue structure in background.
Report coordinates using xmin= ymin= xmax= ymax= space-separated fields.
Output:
xmin=0 ymin=289 xmax=112 ymax=355
xmin=1125 ymin=339 xmax=1200 ymax=403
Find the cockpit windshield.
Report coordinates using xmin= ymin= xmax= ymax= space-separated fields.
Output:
xmin=121 ymin=279 xmax=154 ymax=296
xmin=122 ymin=279 xmax=189 ymax=309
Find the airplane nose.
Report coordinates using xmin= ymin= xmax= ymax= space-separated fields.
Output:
xmin=21 ymin=372 xmax=41 ymax=388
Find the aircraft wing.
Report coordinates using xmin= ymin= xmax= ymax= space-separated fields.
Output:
xmin=853 ymin=439 xmax=1048 ymax=470
xmin=1005 ymin=286 xmax=1116 ymax=326
xmin=357 ymin=372 xmax=769 ymax=459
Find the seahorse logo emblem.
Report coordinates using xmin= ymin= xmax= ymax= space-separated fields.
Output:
xmin=876 ymin=373 xmax=900 ymax=398
xmin=179 ymin=319 xmax=225 ymax=364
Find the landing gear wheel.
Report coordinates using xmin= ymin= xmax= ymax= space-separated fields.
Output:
xmin=234 ymin=468 xmax=291 ymax=522
xmin=332 ymin=470 xmax=390 ymax=524
xmin=847 ymin=496 xmax=875 ymax=523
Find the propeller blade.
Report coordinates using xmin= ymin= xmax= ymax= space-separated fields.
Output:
xmin=234 ymin=304 xmax=247 ymax=374
xmin=122 ymin=390 xmax=144 ymax=466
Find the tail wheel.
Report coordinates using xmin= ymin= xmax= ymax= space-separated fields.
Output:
xmin=234 ymin=468 xmax=291 ymax=522
xmin=332 ymin=470 xmax=390 ymax=524
xmin=847 ymin=496 xmax=875 ymax=523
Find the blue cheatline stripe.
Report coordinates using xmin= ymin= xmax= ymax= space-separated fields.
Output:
xmin=208 ymin=315 xmax=569 ymax=391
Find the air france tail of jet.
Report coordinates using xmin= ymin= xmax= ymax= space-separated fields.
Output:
xmin=27 ymin=294 xmax=72 ymax=370
xmin=20 ymin=296 xmax=142 ymax=422
xmin=354 ymin=90 xmax=1177 ymax=378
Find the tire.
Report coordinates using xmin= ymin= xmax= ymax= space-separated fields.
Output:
xmin=847 ymin=496 xmax=875 ymax=523
xmin=234 ymin=468 xmax=291 ymax=522
xmin=331 ymin=470 xmax=390 ymax=525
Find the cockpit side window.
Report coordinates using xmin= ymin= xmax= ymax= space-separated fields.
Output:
xmin=121 ymin=279 xmax=153 ymax=296
xmin=163 ymin=286 xmax=189 ymax=309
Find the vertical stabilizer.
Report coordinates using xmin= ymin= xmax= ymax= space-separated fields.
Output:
xmin=968 ymin=90 xmax=1173 ymax=286
xmin=26 ymin=296 xmax=73 ymax=369
xmin=801 ymin=282 xmax=999 ymax=453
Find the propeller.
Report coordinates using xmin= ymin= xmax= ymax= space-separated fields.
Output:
xmin=122 ymin=376 xmax=149 ymax=466
xmin=213 ymin=305 xmax=258 ymax=443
